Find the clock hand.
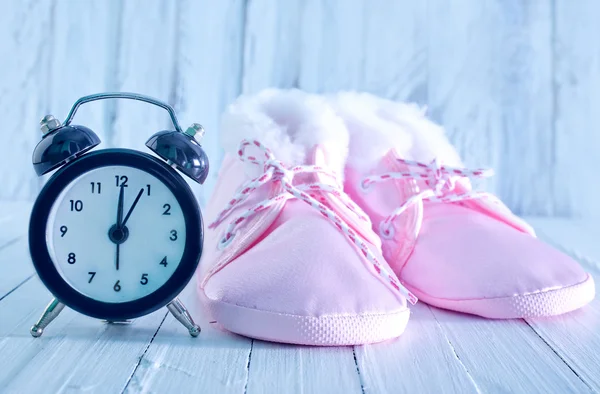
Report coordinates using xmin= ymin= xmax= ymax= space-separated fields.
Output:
xmin=116 ymin=185 xmax=125 ymax=227
xmin=115 ymin=185 xmax=124 ymax=271
xmin=111 ymin=186 xmax=141 ymax=271
xmin=121 ymin=188 xmax=144 ymax=228
xmin=116 ymin=243 xmax=120 ymax=271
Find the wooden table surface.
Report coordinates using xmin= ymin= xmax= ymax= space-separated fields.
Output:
xmin=0 ymin=201 xmax=598 ymax=393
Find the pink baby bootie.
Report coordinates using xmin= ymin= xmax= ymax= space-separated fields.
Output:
xmin=332 ymin=92 xmax=595 ymax=319
xmin=197 ymin=89 xmax=415 ymax=345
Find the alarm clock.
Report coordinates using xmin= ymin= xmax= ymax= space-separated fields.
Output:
xmin=28 ymin=92 xmax=209 ymax=338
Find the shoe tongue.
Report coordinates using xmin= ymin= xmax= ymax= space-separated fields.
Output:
xmin=366 ymin=148 xmax=423 ymax=217
xmin=382 ymin=148 xmax=409 ymax=172
xmin=383 ymin=148 xmax=432 ymax=193
xmin=383 ymin=148 xmax=400 ymax=163
xmin=305 ymin=145 xmax=382 ymax=247
xmin=293 ymin=144 xmax=339 ymax=187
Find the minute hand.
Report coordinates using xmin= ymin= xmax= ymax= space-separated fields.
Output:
xmin=121 ymin=188 xmax=144 ymax=228
xmin=116 ymin=185 xmax=125 ymax=226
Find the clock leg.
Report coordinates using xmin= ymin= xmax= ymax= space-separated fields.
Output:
xmin=167 ymin=298 xmax=201 ymax=337
xmin=30 ymin=298 xmax=65 ymax=338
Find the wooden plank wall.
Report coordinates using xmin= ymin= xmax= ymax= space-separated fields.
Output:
xmin=0 ymin=0 xmax=597 ymax=217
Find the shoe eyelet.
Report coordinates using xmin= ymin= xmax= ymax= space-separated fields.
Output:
xmin=217 ymin=232 xmax=236 ymax=250
xmin=379 ymin=222 xmax=395 ymax=240
xmin=359 ymin=179 xmax=372 ymax=194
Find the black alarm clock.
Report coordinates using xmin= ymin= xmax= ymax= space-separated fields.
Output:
xmin=28 ymin=93 xmax=209 ymax=338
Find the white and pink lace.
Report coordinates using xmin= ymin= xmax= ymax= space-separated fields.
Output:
xmin=209 ymin=139 xmax=418 ymax=305
xmin=361 ymin=157 xmax=500 ymax=239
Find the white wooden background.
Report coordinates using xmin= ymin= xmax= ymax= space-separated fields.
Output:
xmin=1 ymin=0 xmax=598 ymax=217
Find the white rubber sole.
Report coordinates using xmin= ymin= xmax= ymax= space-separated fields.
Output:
xmin=408 ymin=274 xmax=596 ymax=319
xmin=199 ymin=288 xmax=410 ymax=346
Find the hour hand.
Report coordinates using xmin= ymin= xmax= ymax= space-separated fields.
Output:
xmin=122 ymin=188 xmax=144 ymax=227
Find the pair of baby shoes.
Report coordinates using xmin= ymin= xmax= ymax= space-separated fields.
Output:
xmin=197 ymin=89 xmax=595 ymax=346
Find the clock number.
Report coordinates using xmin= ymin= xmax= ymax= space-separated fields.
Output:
xmin=170 ymin=230 xmax=178 ymax=241
xmin=160 ymin=256 xmax=168 ymax=267
xmin=60 ymin=225 xmax=68 ymax=237
xmin=113 ymin=280 xmax=121 ymax=292
xmin=140 ymin=273 xmax=149 ymax=285
xmin=90 ymin=182 xmax=101 ymax=194
xmin=115 ymin=175 xmax=128 ymax=187
xmin=163 ymin=204 xmax=171 ymax=215
xmin=67 ymin=252 xmax=76 ymax=264
xmin=69 ymin=200 xmax=83 ymax=212
xmin=88 ymin=272 xmax=96 ymax=283
xmin=146 ymin=184 xmax=151 ymax=196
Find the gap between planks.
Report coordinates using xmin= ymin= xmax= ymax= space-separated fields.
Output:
xmin=119 ymin=285 xmax=254 ymax=394
xmin=1 ymin=201 xmax=598 ymax=393
xmin=36 ymin=215 xmax=587 ymax=392
xmin=0 ymin=202 xmax=34 ymax=302
xmin=428 ymin=306 xmax=482 ymax=393
xmin=523 ymin=217 xmax=600 ymax=392
xmin=0 ymin=201 xmax=172 ymax=392
xmin=244 ymin=340 xmax=255 ymax=394
xmin=523 ymin=319 xmax=594 ymax=392
xmin=352 ymin=347 xmax=367 ymax=394
xmin=121 ymin=311 xmax=170 ymax=393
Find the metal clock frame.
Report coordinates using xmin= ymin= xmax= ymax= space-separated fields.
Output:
xmin=29 ymin=92 xmax=207 ymax=338
xmin=29 ymin=150 xmax=203 ymax=337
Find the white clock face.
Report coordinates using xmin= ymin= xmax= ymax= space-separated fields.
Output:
xmin=46 ymin=165 xmax=186 ymax=303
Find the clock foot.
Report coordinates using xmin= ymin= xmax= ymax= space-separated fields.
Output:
xmin=167 ymin=298 xmax=201 ymax=337
xmin=30 ymin=298 xmax=65 ymax=338
xmin=102 ymin=319 xmax=134 ymax=324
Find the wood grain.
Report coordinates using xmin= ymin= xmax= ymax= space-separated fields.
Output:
xmin=126 ymin=285 xmax=362 ymax=394
xmin=428 ymin=306 xmax=589 ymax=393
xmin=355 ymin=304 xmax=478 ymax=394
xmin=174 ymin=0 xmax=246 ymax=205
xmin=1 ymin=205 xmax=600 ymax=392
xmin=0 ymin=201 xmax=171 ymax=392
xmin=110 ymin=0 xmax=178 ymax=151
xmin=1 ymin=0 xmax=599 ymax=217
xmin=361 ymin=1 xmax=428 ymax=103
xmin=528 ymin=218 xmax=600 ymax=276
xmin=427 ymin=0 xmax=553 ymax=212
xmin=0 ymin=0 xmax=54 ymax=199
xmin=0 ymin=202 xmax=30 ymax=238
xmin=0 ymin=277 xmax=167 ymax=392
xmin=247 ymin=342 xmax=362 ymax=394
xmin=0 ymin=238 xmax=33 ymax=301
xmin=493 ymin=0 xmax=554 ymax=215
xmin=299 ymin=0 xmax=366 ymax=92
xmin=426 ymin=0 xmax=501 ymax=199
xmin=526 ymin=297 xmax=600 ymax=393
xmin=553 ymin=0 xmax=600 ymax=217
xmin=242 ymin=0 xmax=302 ymax=93
xmin=0 ymin=236 xmax=168 ymax=392
xmin=0 ymin=203 xmax=33 ymax=299
xmin=48 ymin=0 xmax=119 ymax=144
xmin=525 ymin=218 xmax=600 ymax=391
xmin=122 ymin=285 xmax=253 ymax=393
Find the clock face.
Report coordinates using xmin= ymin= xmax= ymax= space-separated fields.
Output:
xmin=46 ymin=165 xmax=186 ymax=303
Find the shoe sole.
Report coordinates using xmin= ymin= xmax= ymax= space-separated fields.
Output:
xmin=198 ymin=287 xmax=410 ymax=345
xmin=407 ymin=274 xmax=596 ymax=319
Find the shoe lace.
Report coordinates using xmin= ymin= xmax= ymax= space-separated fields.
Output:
xmin=360 ymin=157 xmax=497 ymax=239
xmin=209 ymin=139 xmax=418 ymax=304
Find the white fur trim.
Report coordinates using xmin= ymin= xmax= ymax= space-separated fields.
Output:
xmin=221 ymin=89 xmax=349 ymax=177
xmin=328 ymin=92 xmax=463 ymax=170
